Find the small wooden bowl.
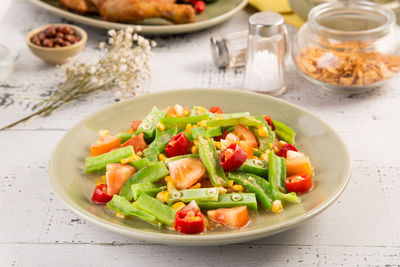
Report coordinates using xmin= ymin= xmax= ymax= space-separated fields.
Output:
xmin=26 ymin=23 xmax=87 ymax=65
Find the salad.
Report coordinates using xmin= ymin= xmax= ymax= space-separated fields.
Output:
xmin=85 ymin=105 xmax=313 ymax=234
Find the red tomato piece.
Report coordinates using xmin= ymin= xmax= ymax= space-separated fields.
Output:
xmin=219 ymin=143 xmax=247 ymax=171
xmin=165 ymin=132 xmax=191 ymax=157
xmin=91 ymin=184 xmax=113 ymax=204
xmin=106 ymin=163 xmax=135 ymax=195
xmin=131 ymin=120 xmax=142 ymax=132
xmin=90 ymin=134 xmax=121 ymax=156
xmin=175 ymin=210 xmax=205 ymax=234
xmin=264 ymin=116 xmax=275 ymax=130
xmin=168 ymin=158 xmax=206 ymax=190
xmin=233 ymin=125 xmax=258 ymax=158
xmin=121 ymin=132 xmax=147 ymax=153
xmin=285 ymin=173 xmax=313 ymax=193
xmin=190 ymin=0 xmax=206 ymax=13
xmin=276 ymin=143 xmax=298 ymax=158
xmin=207 ymin=206 xmax=249 ymax=229
xmin=286 ymin=156 xmax=313 ymax=177
xmin=209 ymin=106 xmax=223 ymax=114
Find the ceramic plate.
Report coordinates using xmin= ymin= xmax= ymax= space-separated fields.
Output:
xmin=28 ymin=0 xmax=248 ymax=34
xmin=49 ymin=88 xmax=351 ymax=245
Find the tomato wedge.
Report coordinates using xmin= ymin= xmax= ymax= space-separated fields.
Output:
xmin=175 ymin=209 xmax=204 ymax=234
xmin=90 ymin=133 xmax=121 ymax=156
xmin=91 ymin=184 xmax=113 ymax=204
xmin=233 ymin=125 xmax=258 ymax=158
xmin=207 ymin=206 xmax=249 ymax=229
xmin=168 ymin=158 xmax=206 ymax=190
xmin=219 ymin=143 xmax=247 ymax=171
xmin=165 ymin=132 xmax=191 ymax=157
xmin=131 ymin=120 xmax=142 ymax=132
xmin=209 ymin=106 xmax=223 ymax=114
xmin=286 ymin=155 xmax=313 ymax=176
xmin=285 ymin=174 xmax=313 ymax=193
xmin=264 ymin=116 xmax=275 ymax=130
xmin=106 ymin=163 xmax=135 ymax=195
xmin=276 ymin=143 xmax=298 ymax=158
xmin=122 ymin=132 xmax=147 ymax=153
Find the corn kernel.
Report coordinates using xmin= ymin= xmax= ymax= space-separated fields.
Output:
xmin=194 ymin=139 xmax=199 ymax=146
xmin=227 ymin=180 xmax=234 ymax=188
xmin=191 ymin=145 xmax=198 ymax=154
xmin=219 ymin=186 xmax=227 ymax=194
xmin=156 ymin=191 xmax=168 ymax=203
xmin=167 ymin=181 xmax=176 ymax=191
xmin=271 ymin=200 xmax=283 ymax=214
xmin=185 ymin=124 xmax=192 ymax=133
xmin=163 ymin=191 xmax=170 ymax=202
xmin=172 ymin=202 xmax=186 ymax=211
xmin=258 ymin=126 xmax=269 ymax=137
xmin=164 ymin=175 xmax=171 ymax=183
xmin=115 ymin=212 xmax=125 ymax=218
xmin=198 ymin=120 xmax=207 ymax=127
xmin=120 ymin=155 xmax=135 ymax=164
xmin=159 ymin=153 xmax=168 ymax=162
xmin=232 ymin=184 xmax=244 ymax=192
xmin=194 ymin=106 xmax=206 ymax=115
xmin=212 ymin=115 xmax=223 ymax=121
xmin=127 ymin=129 xmax=133 ymax=133
xmin=157 ymin=121 xmax=166 ymax=131
xmin=136 ymin=151 xmax=143 ymax=156
xmin=215 ymin=141 xmax=223 ymax=149
xmin=183 ymin=109 xmax=190 ymax=116
xmin=190 ymin=182 xmax=201 ymax=189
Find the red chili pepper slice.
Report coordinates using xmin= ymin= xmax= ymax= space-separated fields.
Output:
xmin=175 ymin=209 xmax=204 ymax=234
xmin=209 ymin=106 xmax=223 ymax=114
xmin=219 ymin=143 xmax=247 ymax=171
xmin=285 ymin=174 xmax=313 ymax=193
xmin=131 ymin=120 xmax=142 ymax=132
xmin=213 ymin=129 xmax=229 ymax=141
xmin=276 ymin=143 xmax=298 ymax=158
xmin=190 ymin=0 xmax=206 ymax=13
xmin=91 ymin=184 xmax=113 ymax=204
xmin=165 ymin=132 xmax=191 ymax=157
xmin=264 ymin=116 xmax=275 ymax=131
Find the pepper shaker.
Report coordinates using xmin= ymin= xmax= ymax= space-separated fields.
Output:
xmin=243 ymin=12 xmax=288 ymax=96
xmin=210 ymin=30 xmax=247 ymax=68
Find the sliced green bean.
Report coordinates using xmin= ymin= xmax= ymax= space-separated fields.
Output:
xmin=197 ymin=193 xmax=258 ymax=210
xmin=160 ymin=115 xmax=209 ymax=129
xmin=167 ymin=188 xmax=220 ymax=204
xmin=85 ymin=146 xmax=134 ymax=173
xmin=191 ymin=126 xmax=223 ymax=139
xmin=134 ymin=193 xmax=176 ymax=227
xmin=239 ymin=159 xmax=268 ymax=178
xmin=131 ymin=182 xmax=165 ymax=201
xmin=272 ymin=119 xmax=296 ymax=144
xmin=128 ymin=158 xmax=151 ymax=170
xmin=252 ymin=116 xmax=275 ymax=152
xmin=144 ymin=128 xmax=178 ymax=161
xmin=205 ymin=116 xmax=263 ymax=128
xmin=268 ymin=150 xmax=287 ymax=192
xmin=135 ymin=106 xmax=167 ymax=141
xmin=164 ymin=154 xmax=199 ymax=167
xmin=118 ymin=132 xmax=134 ymax=143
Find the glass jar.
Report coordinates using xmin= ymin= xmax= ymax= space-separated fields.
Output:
xmin=292 ymin=0 xmax=400 ymax=93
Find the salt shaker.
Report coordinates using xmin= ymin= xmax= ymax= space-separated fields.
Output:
xmin=210 ymin=30 xmax=247 ymax=68
xmin=243 ymin=12 xmax=288 ymax=96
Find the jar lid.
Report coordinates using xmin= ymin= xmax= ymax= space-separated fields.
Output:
xmin=210 ymin=37 xmax=229 ymax=68
xmin=248 ymin=12 xmax=285 ymax=37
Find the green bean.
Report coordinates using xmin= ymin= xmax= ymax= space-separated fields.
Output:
xmin=205 ymin=116 xmax=263 ymax=128
xmin=85 ymin=146 xmax=134 ymax=173
xmin=191 ymin=126 xmax=223 ymax=139
xmin=164 ymin=154 xmax=199 ymax=167
xmin=160 ymin=115 xmax=209 ymax=129
xmin=120 ymin=161 xmax=169 ymax=201
xmin=118 ymin=132 xmax=134 ymax=143
xmin=131 ymin=182 xmax=165 ymax=201
xmin=197 ymin=193 xmax=258 ymax=210
xmin=135 ymin=106 xmax=167 ymax=140
xmin=228 ymin=172 xmax=272 ymax=210
xmin=239 ymin=159 xmax=268 ymax=177
xmin=252 ymin=116 xmax=275 ymax=152
xmin=272 ymin=119 xmax=296 ymax=144
xmin=107 ymin=195 xmax=161 ymax=227
xmin=128 ymin=158 xmax=151 ymax=170
xmin=167 ymin=188 xmax=220 ymax=204
xmin=134 ymin=193 xmax=176 ymax=227
xmin=144 ymin=128 xmax=178 ymax=161
xmin=197 ymin=136 xmax=228 ymax=186
xmin=268 ymin=150 xmax=287 ymax=192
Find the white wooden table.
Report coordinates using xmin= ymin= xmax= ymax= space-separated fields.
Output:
xmin=1 ymin=1 xmax=400 ymax=266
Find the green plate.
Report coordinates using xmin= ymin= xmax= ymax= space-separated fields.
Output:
xmin=28 ymin=0 xmax=248 ymax=34
xmin=49 ymin=88 xmax=351 ymax=245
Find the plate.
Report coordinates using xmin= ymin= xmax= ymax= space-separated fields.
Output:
xmin=49 ymin=88 xmax=351 ymax=245
xmin=28 ymin=0 xmax=248 ymax=34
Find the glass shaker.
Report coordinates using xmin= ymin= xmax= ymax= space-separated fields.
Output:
xmin=244 ymin=12 xmax=288 ymax=96
xmin=210 ymin=31 xmax=247 ymax=68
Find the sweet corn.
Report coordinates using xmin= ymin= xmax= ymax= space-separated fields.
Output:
xmin=172 ymin=202 xmax=186 ymax=211
xmin=206 ymin=126 xmax=216 ymax=130
xmin=167 ymin=181 xmax=176 ymax=191
xmin=132 ymin=154 xmax=142 ymax=161
xmin=164 ymin=175 xmax=171 ymax=183
xmin=127 ymin=129 xmax=133 ymax=133
xmin=215 ymin=141 xmax=223 ymax=150
xmin=185 ymin=124 xmax=192 ymax=133
xmin=193 ymin=139 xmax=199 ymax=146
xmin=194 ymin=106 xmax=206 ymax=115
xmin=219 ymin=186 xmax=227 ymax=194
xmin=271 ymin=200 xmax=283 ymax=214
xmin=156 ymin=191 xmax=169 ymax=203
xmin=232 ymin=184 xmax=244 ymax=192
xmin=136 ymin=151 xmax=143 ymax=157
xmin=258 ymin=126 xmax=269 ymax=137
xmin=198 ymin=120 xmax=207 ymax=127
xmin=157 ymin=121 xmax=166 ymax=131
xmin=115 ymin=212 xmax=125 ymax=218
xmin=183 ymin=109 xmax=190 ymax=116
xmin=159 ymin=153 xmax=168 ymax=162
xmin=191 ymin=145 xmax=198 ymax=154
xmin=190 ymin=182 xmax=201 ymax=189
xmin=227 ymin=180 xmax=234 ymax=188
xmin=120 ymin=155 xmax=135 ymax=164
xmin=211 ymin=115 xmax=223 ymax=121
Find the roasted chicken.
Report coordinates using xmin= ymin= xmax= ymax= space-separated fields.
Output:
xmin=59 ymin=0 xmax=196 ymax=24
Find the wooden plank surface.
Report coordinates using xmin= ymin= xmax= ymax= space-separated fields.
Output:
xmin=1 ymin=0 xmax=400 ymax=266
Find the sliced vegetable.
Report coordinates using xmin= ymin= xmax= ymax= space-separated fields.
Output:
xmin=160 ymin=115 xmax=209 ymax=129
xmin=209 ymin=106 xmax=223 ymax=114
xmin=239 ymin=159 xmax=268 ymax=177
xmin=165 ymin=132 xmax=191 ymax=157
xmin=252 ymin=116 xmax=275 ymax=152
xmin=285 ymin=174 xmax=313 ymax=193
xmin=191 ymin=126 xmax=223 ymax=139
xmin=197 ymin=136 xmax=228 ymax=187
xmin=286 ymin=155 xmax=313 ymax=176
xmin=134 ymin=193 xmax=176 ymax=227
xmin=206 ymin=116 xmax=263 ymax=128
xmin=164 ymin=154 xmax=199 ymax=166
xmin=233 ymin=124 xmax=258 ymax=158
xmin=272 ymin=119 xmax=296 ymax=144
xmin=120 ymin=161 xmax=169 ymax=201
xmin=144 ymin=128 xmax=178 ymax=161
xmin=131 ymin=120 xmax=142 ymax=132
xmin=268 ymin=150 xmax=287 ymax=192
xmin=106 ymin=163 xmax=136 ymax=195
xmin=168 ymin=157 xmax=206 ymax=190
xmin=197 ymin=193 xmax=257 ymax=210
xmin=118 ymin=132 xmax=134 ymax=143
xmin=219 ymin=143 xmax=247 ymax=171
xmin=135 ymin=106 xmax=167 ymax=140
xmin=85 ymin=146 xmax=134 ymax=173
xmin=91 ymin=184 xmax=113 ymax=204
xmin=175 ymin=209 xmax=204 ymax=234
xmin=90 ymin=134 xmax=120 ymax=156
xmin=168 ymin=188 xmax=219 ymax=204
xmin=121 ymin=132 xmax=147 ymax=153
xmin=276 ymin=143 xmax=298 ymax=158
xmin=207 ymin=206 xmax=249 ymax=229
xmin=131 ymin=182 xmax=165 ymax=201
xmin=128 ymin=158 xmax=151 ymax=170
xmin=264 ymin=116 xmax=275 ymax=130
xmin=107 ymin=195 xmax=161 ymax=227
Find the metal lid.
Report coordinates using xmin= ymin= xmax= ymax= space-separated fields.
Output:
xmin=248 ymin=12 xmax=285 ymax=37
xmin=210 ymin=37 xmax=229 ymax=68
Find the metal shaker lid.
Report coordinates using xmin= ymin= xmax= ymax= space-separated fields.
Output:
xmin=248 ymin=12 xmax=285 ymax=37
xmin=210 ymin=37 xmax=229 ymax=68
